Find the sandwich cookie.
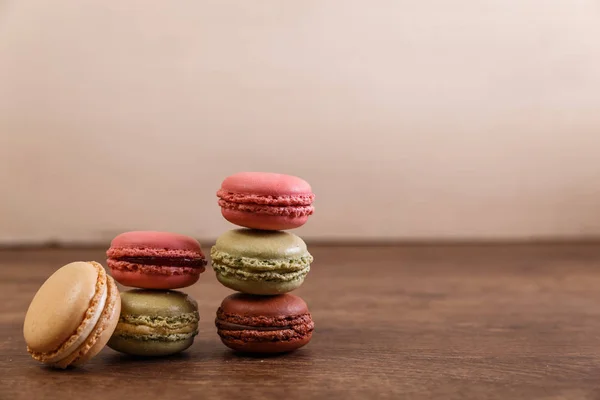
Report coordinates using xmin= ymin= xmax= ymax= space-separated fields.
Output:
xmin=211 ymin=229 xmax=313 ymax=295
xmin=107 ymin=231 xmax=207 ymax=289
xmin=217 ymin=172 xmax=315 ymax=230
xmin=23 ymin=261 xmax=121 ymax=369
xmin=107 ymin=289 xmax=199 ymax=357
xmin=216 ymin=293 xmax=314 ymax=354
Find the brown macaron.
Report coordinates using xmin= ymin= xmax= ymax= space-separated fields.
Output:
xmin=215 ymin=293 xmax=314 ymax=354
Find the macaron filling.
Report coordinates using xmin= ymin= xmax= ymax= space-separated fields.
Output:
xmin=107 ymin=247 xmax=207 ymax=280
xmin=218 ymin=199 xmax=314 ymax=217
xmin=211 ymin=249 xmax=311 ymax=282
xmin=108 ymin=248 xmax=206 ymax=268
xmin=210 ymin=249 xmax=312 ymax=271
xmin=116 ymin=256 xmax=207 ymax=268
xmin=217 ymin=189 xmax=314 ymax=206
xmin=112 ymin=312 xmax=199 ymax=342
xmin=213 ymin=264 xmax=309 ymax=282
xmin=217 ymin=188 xmax=315 ymax=217
xmin=216 ymin=310 xmax=314 ymax=342
xmin=216 ymin=321 xmax=291 ymax=332
xmin=108 ymin=260 xmax=205 ymax=276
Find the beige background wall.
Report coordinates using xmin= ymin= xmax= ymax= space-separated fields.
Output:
xmin=1 ymin=1 xmax=600 ymax=244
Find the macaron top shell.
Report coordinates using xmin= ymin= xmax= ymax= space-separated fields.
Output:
xmin=221 ymin=293 xmax=309 ymax=318
xmin=109 ymin=231 xmax=203 ymax=253
xmin=212 ymin=229 xmax=309 ymax=260
xmin=119 ymin=289 xmax=198 ymax=317
xmin=24 ymin=262 xmax=103 ymax=353
xmin=221 ymin=172 xmax=313 ymax=197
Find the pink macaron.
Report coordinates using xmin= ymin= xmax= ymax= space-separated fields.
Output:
xmin=106 ymin=231 xmax=207 ymax=289
xmin=217 ymin=172 xmax=315 ymax=230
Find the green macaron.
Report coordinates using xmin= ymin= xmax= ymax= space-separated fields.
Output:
xmin=107 ymin=289 xmax=199 ymax=357
xmin=210 ymin=229 xmax=313 ymax=295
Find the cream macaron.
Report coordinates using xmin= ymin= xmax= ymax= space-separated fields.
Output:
xmin=23 ymin=261 xmax=121 ymax=369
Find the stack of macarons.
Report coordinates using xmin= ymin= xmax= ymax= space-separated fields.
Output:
xmin=21 ymin=171 xmax=316 ymax=368
xmin=104 ymin=231 xmax=207 ymax=357
xmin=22 ymin=231 xmax=208 ymax=368
xmin=212 ymin=172 xmax=316 ymax=354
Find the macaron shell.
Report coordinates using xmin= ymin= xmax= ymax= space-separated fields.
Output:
xmin=118 ymin=289 xmax=198 ymax=316
xmin=213 ymin=229 xmax=309 ymax=260
xmin=216 ymin=273 xmax=305 ymax=295
xmin=107 ymin=336 xmax=195 ymax=357
xmin=219 ymin=333 xmax=312 ymax=354
xmin=220 ymin=293 xmax=309 ymax=317
xmin=109 ymin=267 xmax=200 ymax=289
xmin=24 ymin=262 xmax=100 ymax=354
xmin=221 ymin=172 xmax=312 ymax=197
xmin=110 ymin=231 xmax=203 ymax=252
xmin=221 ymin=209 xmax=309 ymax=230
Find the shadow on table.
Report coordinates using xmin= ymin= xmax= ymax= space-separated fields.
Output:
xmin=104 ymin=351 xmax=192 ymax=364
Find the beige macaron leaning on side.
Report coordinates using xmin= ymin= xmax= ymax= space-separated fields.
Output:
xmin=23 ymin=261 xmax=121 ymax=369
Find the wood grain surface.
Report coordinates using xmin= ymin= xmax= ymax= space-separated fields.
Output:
xmin=1 ymin=244 xmax=600 ymax=399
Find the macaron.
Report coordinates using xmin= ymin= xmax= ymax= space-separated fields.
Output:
xmin=211 ymin=229 xmax=313 ymax=295
xmin=23 ymin=261 xmax=121 ymax=369
xmin=107 ymin=231 xmax=207 ymax=289
xmin=216 ymin=293 xmax=314 ymax=354
xmin=217 ymin=172 xmax=315 ymax=230
xmin=107 ymin=289 xmax=199 ymax=357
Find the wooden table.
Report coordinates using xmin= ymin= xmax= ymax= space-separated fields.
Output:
xmin=1 ymin=244 xmax=600 ymax=399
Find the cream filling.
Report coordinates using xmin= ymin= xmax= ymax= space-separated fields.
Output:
xmin=115 ymin=321 xmax=197 ymax=336
xmin=115 ymin=332 xmax=196 ymax=342
xmin=114 ymin=320 xmax=198 ymax=342
xmin=213 ymin=263 xmax=309 ymax=282
xmin=46 ymin=283 xmax=107 ymax=363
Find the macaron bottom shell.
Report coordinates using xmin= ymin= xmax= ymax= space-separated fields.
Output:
xmin=218 ymin=332 xmax=312 ymax=354
xmin=221 ymin=208 xmax=309 ymax=231
xmin=109 ymin=268 xmax=201 ymax=290
xmin=215 ymin=273 xmax=305 ymax=295
xmin=107 ymin=335 xmax=195 ymax=357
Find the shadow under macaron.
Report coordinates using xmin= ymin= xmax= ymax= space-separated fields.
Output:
xmin=40 ymin=364 xmax=88 ymax=374
xmin=104 ymin=350 xmax=192 ymax=365
xmin=218 ymin=348 xmax=313 ymax=361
